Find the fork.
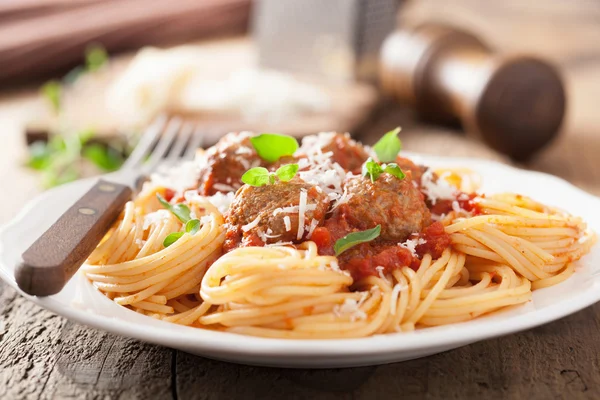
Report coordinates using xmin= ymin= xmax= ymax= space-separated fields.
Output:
xmin=15 ymin=115 xmax=205 ymax=297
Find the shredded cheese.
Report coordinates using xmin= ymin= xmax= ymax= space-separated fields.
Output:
xmin=241 ymin=215 xmax=261 ymax=232
xmin=421 ymin=169 xmax=457 ymax=205
xmin=333 ymin=298 xmax=367 ymax=321
xmin=306 ymin=219 xmax=319 ymax=238
xmin=283 ymin=216 xmax=291 ymax=232
xmin=389 ymin=283 xmax=409 ymax=315
xmin=398 ymin=238 xmax=427 ymax=257
xmin=297 ymin=189 xmax=308 ymax=240
xmin=213 ymin=183 xmax=238 ymax=192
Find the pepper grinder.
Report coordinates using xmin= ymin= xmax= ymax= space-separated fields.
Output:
xmin=379 ymin=23 xmax=566 ymax=160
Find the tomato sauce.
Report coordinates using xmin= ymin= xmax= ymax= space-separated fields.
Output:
xmin=312 ymin=219 xmax=452 ymax=282
xmin=415 ymin=221 xmax=451 ymax=259
xmin=428 ymin=192 xmax=482 ymax=217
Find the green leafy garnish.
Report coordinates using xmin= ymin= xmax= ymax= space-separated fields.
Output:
xmin=373 ymin=127 xmax=402 ymax=162
xmin=163 ymin=232 xmax=184 ymax=247
xmin=241 ymin=167 xmax=272 ymax=186
xmin=383 ymin=163 xmax=406 ymax=180
xmin=157 ymin=196 xmax=203 ymax=247
xmin=334 ymin=225 xmax=381 ymax=256
xmin=41 ymin=80 xmax=62 ymax=114
xmin=362 ymin=158 xmax=405 ymax=183
xmin=275 ymin=163 xmax=299 ymax=182
xmin=85 ymin=45 xmax=109 ymax=72
xmin=250 ymin=133 xmax=298 ymax=163
xmin=362 ymin=158 xmax=382 ymax=182
xmin=242 ymin=164 xmax=299 ymax=187
xmin=185 ymin=219 xmax=201 ymax=235
xmin=156 ymin=193 xmax=192 ymax=224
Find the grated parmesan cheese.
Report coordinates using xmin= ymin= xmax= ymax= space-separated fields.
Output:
xmin=389 ymin=283 xmax=409 ymax=315
xmin=143 ymin=209 xmax=171 ymax=230
xmin=207 ymin=192 xmax=235 ymax=214
xmin=213 ymin=183 xmax=238 ymax=192
xmin=333 ymin=298 xmax=367 ymax=321
xmin=241 ymin=215 xmax=261 ymax=232
xmin=421 ymin=169 xmax=457 ymax=205
xmin=375 ymin=266 xmax=388 ymax=282
xmin=398 ymin=238 xmax=427 ymax=257
xmin=306 ymin=219 xmax=320 ymax=238
xmin=283 ymin=216 xmax=291 ymax=232
xmin=297 ymin=189 xmax=308 ymax=240
xmin=273 ymin=204 xmax=317 ymax=216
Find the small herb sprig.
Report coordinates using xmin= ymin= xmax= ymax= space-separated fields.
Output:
xmin=362 ymin=158 xmax=405 ymax=183
xmin=241 ymin=163 xmax=299 ymax=187
xmin=334 ymin=225 xmax=381 ymax=256
xmin=372 ymin=127 xmax=402 ymax=162
xmin=156 ymin=193 xmax=201 ymax=247
xmin=26 ymin=45 xmax=117 ymax=188
xmin=249 ymin=133 xmax=298 ymax=163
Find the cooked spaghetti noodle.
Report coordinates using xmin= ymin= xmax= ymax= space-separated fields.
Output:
xmin=84 ymin=130 xmax=596 ymax=339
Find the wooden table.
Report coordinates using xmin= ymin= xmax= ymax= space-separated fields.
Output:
xmin=3 ymin=1 xmax=600 ymax=398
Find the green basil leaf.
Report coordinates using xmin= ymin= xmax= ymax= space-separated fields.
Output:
xmin=373 ymin=127 xmax=402 ymax=162
xmin=41 ymin=80 xmax=62 ymax=113
xmin=185 ymin=219 xmax=201 ymax=235
xmin=156 ymin=193 xmax=192 ymax=223
xmin=82 ymin=143 xmax=124 ymax=171
xmin=250 ymin=133 xmax=298 ymax=163
xmin=275 ymin=163 xmax=299 ymax=182
xmin=241 ymin=167 xmax=272 ymax=187
xmin=26 ymin=141 xmax=53 ymax=170
xmin=384 ymin=163 xmax=406 ymax=180
xmin=85 ymin=45 xmax=108 ymax=72
xmin=334 ymin=225 xmax=381 ymax=256
xmin=362 ymin=158 xmax=383 ymax=183
xmin=163 ymin=232 xmax=184 ymax=247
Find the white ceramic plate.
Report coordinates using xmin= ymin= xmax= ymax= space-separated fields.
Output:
xmin=1 ymin=155 xmax=599 ymax=368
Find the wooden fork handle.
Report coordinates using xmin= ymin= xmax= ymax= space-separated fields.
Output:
xmin=15 ymin=179 xmax=132 ymax=296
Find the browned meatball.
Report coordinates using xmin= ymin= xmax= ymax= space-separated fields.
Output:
xmin=224 ymin=179 xmax=330 ymax=250
xmin=299 ymin=132 xmax=369 ymax=174
xmin=329 ymin=173 xmax=431 ymax=242
xmin=395 ymin=156 xmax=427 ymax=184
xmin=197 ymin=132 xmax=262 ymax=195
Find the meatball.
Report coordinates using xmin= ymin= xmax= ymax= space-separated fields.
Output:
xmin=299 ymin=132 xmax=369 ymax=174
xmin=197 ymin=132 xmax=262 ymax=195
xmin=224 ymin=179 xmax=330 ymax=250
xmin=395 ymin=156 xmax=427 ymax=184
xmin=328 ymin=173 xmax=431 ymax=242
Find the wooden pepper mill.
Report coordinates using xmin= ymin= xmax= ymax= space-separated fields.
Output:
xmin=379 ymin=23 xmax=566 ymax=160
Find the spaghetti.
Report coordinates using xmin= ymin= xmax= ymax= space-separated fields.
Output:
xmin=84 ymin=130 xmax=596 ymax=339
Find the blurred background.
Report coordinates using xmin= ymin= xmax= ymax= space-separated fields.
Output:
xmin=0 ymin=0 xmax=599 ymax=223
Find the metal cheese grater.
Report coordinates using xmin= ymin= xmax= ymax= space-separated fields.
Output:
xmin=252 ymin=0 xmax=402 ymax=81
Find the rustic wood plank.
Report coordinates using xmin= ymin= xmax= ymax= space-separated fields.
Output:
xmin=0 ymin=280 xmax=172 ymax=400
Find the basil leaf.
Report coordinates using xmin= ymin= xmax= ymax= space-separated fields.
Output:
xmin=156 ymin=193 xmax=191 ymax=223
xmin=185 ymin=219 xmax=201 ymax=235
xmin=41 ymin=80 xmax=62 ymax=113
xmin=384 ymin=163 xmax=406 ymax=180
xmin=85 ymin=45 xmax=108 ymax=72
xmin=275 ymin=163 xmax=299 ymax=182
xmin=373 ymin=127 xmax=402 ymax=163
xmin=250 ymin=133 xmax=298 ymax=163
xmin=241 ymin=167 xmax=272 ymax=187
xmin=26 ymin=141 xmax=53 ymax=170
xmin=362 ymin=158 xmax=383 ymax=183
xmin=163 ymin=232 xmax=184 ymax=247
xmin=82 ymin=143 xmax=124 ymax=172
xmin=334 ymin=225 xmax=381 ymax=256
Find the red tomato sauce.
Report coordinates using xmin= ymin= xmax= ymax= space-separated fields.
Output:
xmin=312 ymin=219 xmax=452 ymax=281
xmin=428 ymin=192 xmax=482 ymax=217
